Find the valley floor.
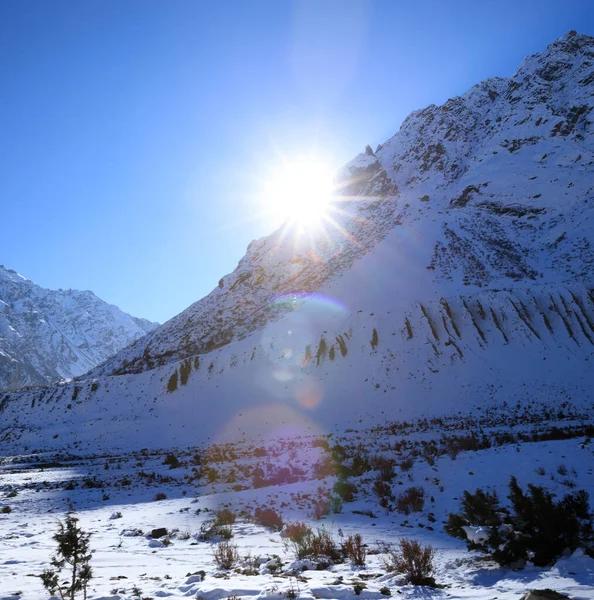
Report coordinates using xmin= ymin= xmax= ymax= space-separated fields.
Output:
xmin=1 ymin=412 xmax=593 ymax=600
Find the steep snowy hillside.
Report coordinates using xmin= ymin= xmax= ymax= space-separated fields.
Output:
xmin=0 ymin=265 xmax=158 ymax=391
xmin=90 ymin=30 xmax=594 ymax=379
xmin=1 ymin=31 xmax=594 ymax=453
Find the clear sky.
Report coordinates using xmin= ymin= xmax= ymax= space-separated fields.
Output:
xmin=2 ymin=0 xmax=593 ymax=323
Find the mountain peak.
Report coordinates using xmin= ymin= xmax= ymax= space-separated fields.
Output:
xmin=0 ymin=265 xmax=158 ymax=391
xmin=86 ymin=32 xmax=594 ymax=381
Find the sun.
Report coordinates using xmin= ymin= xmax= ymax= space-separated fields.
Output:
xmin=261 ymin=157 xmax=335 ymax=229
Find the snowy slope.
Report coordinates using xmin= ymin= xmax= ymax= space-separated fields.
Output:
xmin=89 ymin=30 xmax=594 ymax=379
xmin=1 ymin=31 xmax=594 ymax=453
xmin=0 ymin=265 xmax=158 ymax=392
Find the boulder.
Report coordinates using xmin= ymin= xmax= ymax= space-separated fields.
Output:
xmin=150 ymin=527 xmax=168 ymax=538
xmin=520 ymin=590 xmax=572 ymax=600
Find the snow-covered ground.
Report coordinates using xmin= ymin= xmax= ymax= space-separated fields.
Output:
xmin=2 ymin=413 xmax=593 ymax=600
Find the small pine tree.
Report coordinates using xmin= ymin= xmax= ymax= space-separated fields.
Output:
xmin=40 ymin=514 xmax=93 ymax=600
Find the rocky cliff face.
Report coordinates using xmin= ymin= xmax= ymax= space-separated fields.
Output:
xmin=0 ymin=265 xmax=158 ymax=391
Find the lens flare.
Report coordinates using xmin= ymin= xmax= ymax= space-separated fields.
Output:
xmin=261 ymin=157 xmax=336 ymax=229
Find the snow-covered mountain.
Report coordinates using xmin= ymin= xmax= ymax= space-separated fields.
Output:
xmin=1 ymin=31 xmax=594 ymax=453
xmin=90 ymin=29 xmax=594 ymax=379
xmin=0 ymin=265 xmax=158 ymax=391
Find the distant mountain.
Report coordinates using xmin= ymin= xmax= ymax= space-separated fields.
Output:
xmin=2 ymin=31 xmax=594 ymax=453
xmin=0 ymin=265 xmax=158 ymax=391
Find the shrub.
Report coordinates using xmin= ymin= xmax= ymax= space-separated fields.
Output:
xmin=213 ymin=541 xmax=239 ymax=570
xmin=283 ymin=522 xmax=311 ymax=544
xmin=40 ymin=514 xmax=93 ymax=600
xmin=311 ymin=498 xmax=330 ymax=520
xmin=289 ymin=527 xmax=341 ymax=562
xmin=373 ymin=479 xmax=395 ymax=507
xmin=313 ymin=456 xmax=335 ymax=479
xmin=154 ymin=492 xmax=167 ymax=501
xmin=1 ymin=505 xmax=11 ymax=514
xmin=349 ymin=452 xmax=372 ymax=477
xmin=254 ymin=507 xmax=283 ymax=531
xmin=316 ymin=338 xmax=327 ymax=366
xmin=329 ymin=495 xmax=343 ymax=514
xmin=214 ymin=507 xmax=237 ymax=526
xmin=383 ymin=538 xmax=435 ymax=585
xmin=372 ymin=456 xmax=396 ymax=482
xmin=445 ymin=476 xmax=594 ymax=567
xmin=198 ymin=518 xmax=233 ymax=541
xmin=342 ymin=534 xmax=366 ymax=566
xmin=399 ymin=456 xmax=414 ymax=471
xmin=163 ymin=453 xmax=181 ymax=469
xmin=333 ymin=479 xmax=357 ymax=502
xmin=396 ymin=486 xmax=425 ymax=515
xmin=353 ymin=583 xmax=365 ymax=595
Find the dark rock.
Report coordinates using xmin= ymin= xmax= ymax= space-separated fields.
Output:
xmin=151 ymin=527 xmax=168 ymax=538
xmin=520 ymin=590 xmax=572 ymax=600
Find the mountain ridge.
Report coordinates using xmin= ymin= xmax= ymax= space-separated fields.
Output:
xmin=0 ymin=264 xmax=158 ymax=391
xmin=89 ymin=30 xmax=594 ymax=379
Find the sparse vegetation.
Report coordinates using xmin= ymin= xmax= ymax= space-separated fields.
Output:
xmin=287 ymin=526 xmax=341 ymax=562
xmin=254 ymin=507 xmax=283 ymax=531
xmin=445 ymin=476 xmax=594 ymax=567
xmin=213 ymin=541 xmax=239 ymax=570
xmin=396 ymin=486 xmax=425 ymax=515
xmin=167 ymin=370 xmax=178 ymax=392
xmin=283 ymin=522 xmax=311 ymax=544
xmin=214 ymin=507 xmax=237 ymax=526
xmin=163 ymin=452 xmax=181 ymax=469
xmin=179 ymin=359 xmax=192 ymax=385
xmin=342 ymin=534 xmax=366 ymax=566
xmin=371 ymin=328 xmax=379 ymax=350
xmin=383 ymin=538 xmax=435 ymax=586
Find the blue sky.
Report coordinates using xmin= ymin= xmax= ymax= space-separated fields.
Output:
xmin=1 ymin=0 xmax=593 ymax=323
